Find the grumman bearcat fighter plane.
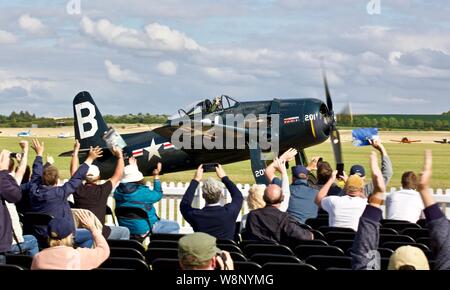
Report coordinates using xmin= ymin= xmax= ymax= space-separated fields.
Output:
xmin=60 ymin=72 xmax=344 ymax=184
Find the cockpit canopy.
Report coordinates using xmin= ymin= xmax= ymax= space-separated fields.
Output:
xmin=168 ymin=95 xmax=239 ymax=120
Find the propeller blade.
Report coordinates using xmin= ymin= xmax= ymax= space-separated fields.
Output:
xmin=336 ymin=102 xmax=353 ymax=125
xmin=321 ymin=62 xmax=333 ymax=112
xmin=330 ymin=125 xmax=343 ymax=165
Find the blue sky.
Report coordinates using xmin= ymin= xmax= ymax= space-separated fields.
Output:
xmin=0 ymin=0 xmax=449 ymax=116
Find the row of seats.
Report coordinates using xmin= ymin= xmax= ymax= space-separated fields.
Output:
xmin=305 ymin=217 xmax=427 ymax=231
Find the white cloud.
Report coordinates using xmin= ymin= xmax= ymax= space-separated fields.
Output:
xmin=104 ymin=59 xmax=144 ymax=83
xmin=0 ymin=30 xmax=17 ymax=44
xmin=389 ymin=51 xmax=403 ymax=65
xmin=18 ymin=14 xmax=47 ymax=34
xmin=203 ymin=67 xmax=257 ymax=83
xmin=157 ymin=61 xmax=177 ymax=76
xmin=390 ymin=97 xmax=429 ymax=104
xmin=0 ymin=70 xmax=52 ymax=100
xmin=81 ymin=16 xmax=202 ymax=52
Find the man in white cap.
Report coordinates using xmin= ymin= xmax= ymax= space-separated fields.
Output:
xmin=71 ymin=140 xmax=130 ymax=240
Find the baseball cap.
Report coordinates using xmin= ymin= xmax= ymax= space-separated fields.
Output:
xmin=388 ymin=246 xmax=430 ymax=270
xmin=121 ymin=165 xmax=144 ymax=183
xmin=48 ymin=218 xmax=73 ymax=240
xmin=178 ymin=233 xmax=221 ymax=266
xmin=86 ymin=165 xmax=100 ymax=178
xmin=350 ymin=165 xmax=366 ymax=177
xmin=292 ymin=165 xmax=309 ymax=178
xmin=345 ymin=175 xmax=365 ymax=189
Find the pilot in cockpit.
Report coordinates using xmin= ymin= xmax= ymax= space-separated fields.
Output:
xmin=207 ymin=96 xmax=222 ymax=113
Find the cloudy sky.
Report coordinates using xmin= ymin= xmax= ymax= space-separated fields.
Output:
xmin=0 ymin=0 xmax=449 ymax=116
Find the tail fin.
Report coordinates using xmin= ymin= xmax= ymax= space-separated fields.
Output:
xmin=73 ymin=91 xmax=109 ymax=149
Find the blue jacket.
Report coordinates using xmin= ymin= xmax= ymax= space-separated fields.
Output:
xmin=114 ymin=181 xmax=163 ymax=235
xmin=351 ymin=203 xmax=450 ymax=270
xmin=180 ymin=177 xmax=243 ymax=240
xmin=0 ymin=170 xmax=22 ymax=252
xmin=22 ymin=156 xmax=88 ymax=245
xmin=272 ymin=177 xmax=318 ymax=223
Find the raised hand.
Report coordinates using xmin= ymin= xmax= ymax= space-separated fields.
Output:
xmin=273 ymin=158 xmax=286 ymax=174
xmin=194 ymin=164 xmax=204 ymax=182
xmin=307 ymin=156 xmax=321 ymax=171
xmin=153 ymin=162 xmax=162 ymax=176
xmin=215 ymin=164 xmax=226 ymax=179
xmin=418 ymin=150 xmax=434 ymax=207
xmin=129 ymin=156 xmax=137 ymax=167
xmin=75 ymin=210 xmax=96 ymax=232
xmin=31 ymin=139 xmax=44 ymax=156
xmin=86 ymin=146 xmax=103 ymax=164
xmin=111 ymin=146 xmax=123 ymax=159
xmin=19 ymin=140 xmax=29 ymax=151
xmin=279 ymin=148 xmax=298 ymax=162
xmin=0 ymin=150 xmax=11 ymax=170
xmin=73 ymin=139 xmax=80 ymax=154
xmin=46 ymin=155 xmax=55 ymax=165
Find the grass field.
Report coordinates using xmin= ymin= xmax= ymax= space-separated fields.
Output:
xmin=1 ymin=136 xmax=449 ymax=189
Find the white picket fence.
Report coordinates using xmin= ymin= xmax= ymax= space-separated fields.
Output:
xmin=65 ymin=180 xmax=450 ymax=233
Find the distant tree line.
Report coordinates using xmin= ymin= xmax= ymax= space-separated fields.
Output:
xmin=0 ymin=111 xmax=168 ymax=128
xmin=103 ymin=113 xmax=168 ymax=124
xmin=338 ymin=114 xmax=450 ymax=131
xmin=0 ymin=111 xmax=74 ymax=128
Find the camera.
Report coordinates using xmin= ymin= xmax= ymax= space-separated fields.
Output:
xmin=215 ymin=251 xmax=228 ymax=270
xmin=203 ymin=163 xmax=218 ymax=172
xmin=9 ymin=152 xmax=18 ymax=159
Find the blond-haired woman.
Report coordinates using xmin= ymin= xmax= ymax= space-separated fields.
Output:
xmin=240 ymin=184 xmax=266 ymax=232
xmin=31 ymin=210 xmax=110 ymax=270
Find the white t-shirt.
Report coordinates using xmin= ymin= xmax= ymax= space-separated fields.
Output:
xmin=386 ymin=189 xmax=424 ymax=224
xmin=321 ymin=195 xmax=368 ymax=231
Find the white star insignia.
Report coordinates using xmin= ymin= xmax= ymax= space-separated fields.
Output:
xmin=144 ymin=139 xmax=162 ymax=161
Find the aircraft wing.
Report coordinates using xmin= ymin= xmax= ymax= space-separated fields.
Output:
xmin=409 ymin=140 xmax=421 ymax=143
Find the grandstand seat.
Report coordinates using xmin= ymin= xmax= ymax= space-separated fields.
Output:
xmin=150 ymin=233 xmax=185 ymax=241
xmin=379 ymin=234 xmax=415 ymax=245
xmin=377 ymin=248 xmax=395 ymax=258
xmin=380 ymin=219 xmax=411 ymax=225
xmin=416 ymin=219 xmax=427 ymax=228
xmin=239 ymin=240 xmax=278 ymax=249
xmin=262 ymin=262 xmax=316 ymax=271
xmin=145 ymin=248 xmax=179 ymax=264
xmin=151 ymin=258 xmax=181 ymax=270
xmin=305 ymin=255 xmax=352 ymax=270
xmin=380 ymin=257 xmax=389 ymax=270
xmin=5 ymin=254 xmax=33 ymax=269
xmin=229 ymin=252 xmax=247 ymax=262
xmin=299 ymin=223 xmax=313 ymax=231
xmin=243 ymin=244 xmax=294 ymax=258
xmin=381 ymin=242 xmax=432 ymax=258
xmin=100 ymin=257 xmax=149 ymax=271
xmin=217 ymin=244 xmax=243 ymax=254
xmin=400 ymin=228 xmax=429 ymax=240
xmin=107 ymin=239 xmax=145 ymax=254
xmin=416 ymin=237 xmax=431 ymax=248
xmin=325 ymin=267 xmax=352 ymax=270
xmin=148 ymin=240 xmax=178 ymax=249
xmin=115 ymin=207 xmax=151 ymax=241
xmin=22 ymin=212 xmax=54 ymax=248
xmin=310 ymin=230 xmax=326 ymax=241
xmin=318 ymin=226 xmax=355 ymax=234
xmin=305 ymin=218 xmax=328 ymax=230
xmin=217 ymin=239 xmax=237 ymax=245
xmin=233 ymin=261 xmax=262 ymax=271
xmin=287 ymin=239 xmax=329 ymax=250
xmin=250 ymin=254 xmax=303 ymax=266
xmin=379 ymin=228 xmax=399 ymax=235
xmin=383 ymin=222 xmax=421 ymax=232
xmin=332 ymin=240 xmax=354 ymax=253
xmin=325 ymin=231 xmax=356 ymax=243
xmin=110 ymin=247 xmax=146 ymax=261
xmin=295 ymin=245 xmax=345 ymax=260
xmin=0 ymin=264 xmax=25 ymax=271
